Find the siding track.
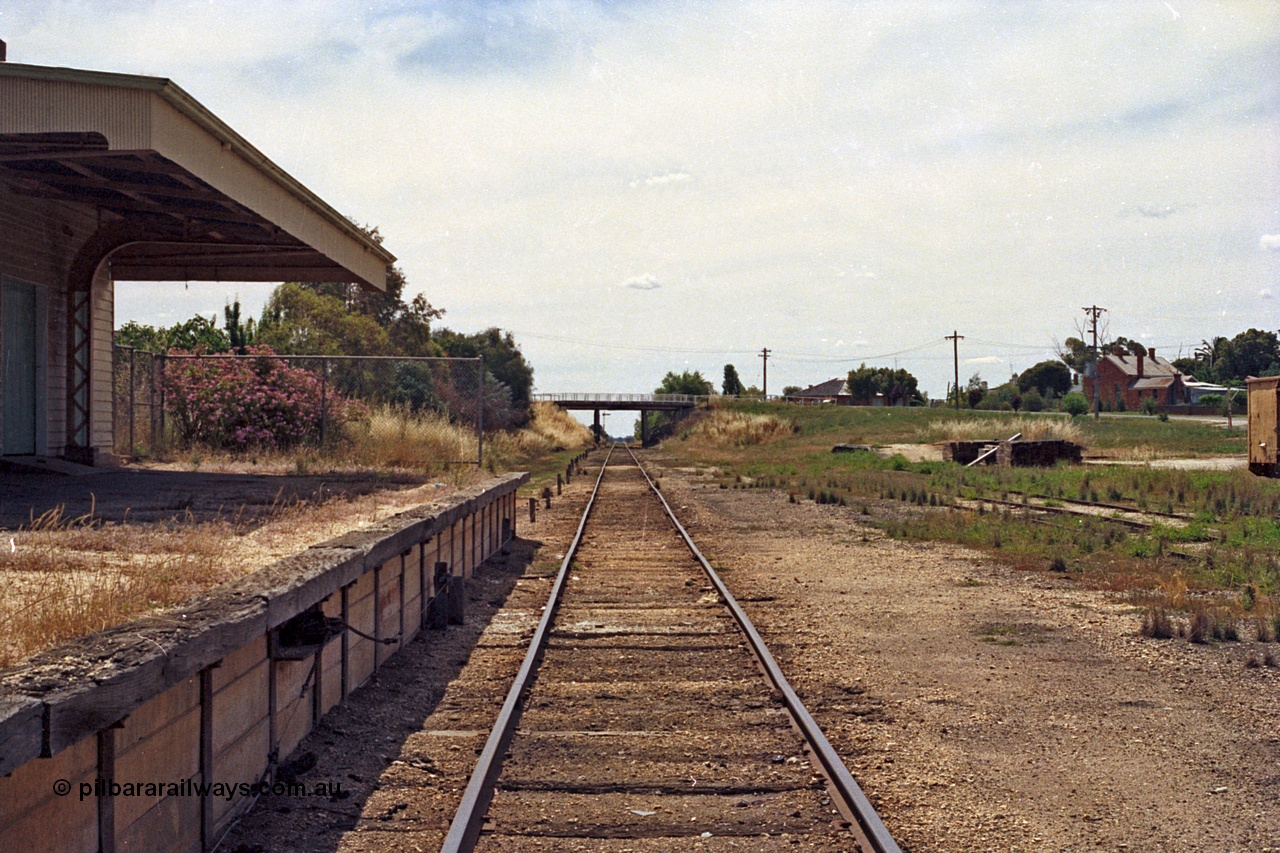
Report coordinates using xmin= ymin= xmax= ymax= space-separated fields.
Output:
xmin=443 ymin=446 xmax=900 ymax=852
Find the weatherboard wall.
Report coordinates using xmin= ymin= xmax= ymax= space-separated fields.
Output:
xmin=0 ymin=473 xmax=525 ymax=853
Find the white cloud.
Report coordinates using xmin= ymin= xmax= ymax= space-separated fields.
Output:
xmin=622 ymin=274 xmax=661 ymax=291
xmin=964 ymin=356 xmax=1003 ymax=365
xmin=1261 ymin=235 xmax=1280 ymax=251
xmin=643 ymin=171 xmax=693 ymax=187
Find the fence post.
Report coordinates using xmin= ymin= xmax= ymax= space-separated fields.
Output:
xmin=128 ymin=347 xmax=136 ymax=459
xmin=157 ymin=353 xmax=166 ymax=453
xmin=477 ymin=356 xmax=484 ymax=467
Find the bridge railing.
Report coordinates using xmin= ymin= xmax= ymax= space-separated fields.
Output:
xmin=531 ymin=393 xmax=788 ymax=405
xmin=532 ymin=392 xmax=710 ymax=404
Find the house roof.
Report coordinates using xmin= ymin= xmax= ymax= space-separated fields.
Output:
xmin=0 ymin=62 xmax=393 ymax=290
xmin=1103 ymin=353 xmax=1178 ymax=378
xmin=1132 ymin=376 xmax=1178 ymax=390
xmin=794 ymin=378 xmax=850 ymax=397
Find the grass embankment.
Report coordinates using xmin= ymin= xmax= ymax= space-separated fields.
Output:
xmin=665 ymin=402 xmax=1278 ymax=639
xmin=0 ymin=403 xmax=593 ymax=668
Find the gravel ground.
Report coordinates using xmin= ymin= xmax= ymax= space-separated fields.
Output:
xmin=657 ymin=459 xmax=1280 ymax=852
xmin=224 ymin=452 xmax=1280 ymax=852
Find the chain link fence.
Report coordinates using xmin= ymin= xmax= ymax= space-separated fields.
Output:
xmin=113 ymin=347 xmax=486 ymax=465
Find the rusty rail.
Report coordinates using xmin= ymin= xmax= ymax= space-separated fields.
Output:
xmin=624 ymin=444 xmax=903 ymax=853
xmin=440 ymin=445 xmax=616 ymax=852
xmin=441 ymin=445 xmax=902 ymax=852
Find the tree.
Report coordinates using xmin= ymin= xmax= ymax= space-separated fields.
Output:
xmin=256 ymin=282 xmax=388 ymax=356
xmin=1107 ymin=337 xmax=1146 ymax=357
xmin=224 ymin=298 xmax=256 ymax=354
xmin=781 ymin=385 xmax=802 ymax=397
xmin=656 ymin=370 xmax=714 ymax=396
xmin=434 ymin=327 xmax=535 ymax=423
xmin=1056 ymin=336 xmax=1090 ymax=372
xmin=1017 ymin=360 xmax=1072 ymax=398
xmin=115 ymin=320 xmax=168 ymax=352
xmin=722 ymin=364 xmax=744 ymax=396
xmin=846 ymin=364 xmax=921 ymax=405
xmin=637 ymin=371 xmax=714 ymax=440
xmin=1216 ymin=329 xmax=1279 ymax=382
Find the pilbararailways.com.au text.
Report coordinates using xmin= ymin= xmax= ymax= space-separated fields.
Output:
xmin=53 ymin=777 xmax=344 ymax=802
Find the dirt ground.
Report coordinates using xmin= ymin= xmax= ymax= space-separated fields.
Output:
xmin=659 ymin=461 xmax=1280 ymax=852
xmin=224 ymin=452 xmax=1280 ymax=852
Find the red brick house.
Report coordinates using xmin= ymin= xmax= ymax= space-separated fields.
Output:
xmin=1082 ymin=349 xmax=1188 ymax=411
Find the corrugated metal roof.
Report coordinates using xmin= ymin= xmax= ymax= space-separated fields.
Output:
xmin=1104 ymin=354 xmax=1178 ymax=377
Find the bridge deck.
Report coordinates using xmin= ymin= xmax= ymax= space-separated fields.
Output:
xmin=531 ymin=393 xmax=705 ymax=411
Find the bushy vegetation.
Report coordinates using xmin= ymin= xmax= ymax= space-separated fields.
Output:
xmin=162 ymin=346 xmax=366 ymax=450
xmin=846 ymin=363 xmax=922 ymax=405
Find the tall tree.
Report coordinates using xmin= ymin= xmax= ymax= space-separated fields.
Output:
xmin=722 ymin=364 xmax=743 ymax=396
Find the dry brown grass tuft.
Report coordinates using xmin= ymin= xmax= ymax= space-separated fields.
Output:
xmin=683 ymin=410 xmax=799 ymax=447
xmin=483 ymin=402 xmax=592 ymax=469
xmin=920 ymin=416 xmax=1085 ymax=445
xmin=338 ymin=406 xmax=478 ymax=471
xmin=0 ymin=507 xmax=238 ymax=667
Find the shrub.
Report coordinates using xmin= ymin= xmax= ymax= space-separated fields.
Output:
xmin=1061 ymin=392 xmax=1089 ymax=417
xmin=162 ymin=347 xmax=365 ymax=450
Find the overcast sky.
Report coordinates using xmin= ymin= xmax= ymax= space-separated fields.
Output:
xmin=4 ymin=0 xmax=1278 ymax=399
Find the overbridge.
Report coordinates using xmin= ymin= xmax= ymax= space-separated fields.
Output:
xmin=531 ymin=393 xmax=707 ymax=444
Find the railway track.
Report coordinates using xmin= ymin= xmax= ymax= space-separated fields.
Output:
xmin=442 ymin=445 xmax=900 ymax=852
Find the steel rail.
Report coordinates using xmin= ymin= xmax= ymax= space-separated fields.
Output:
xmin=439 ymin=444 xmax=616 ymax=853
xmin=624 ymin=444 xmax=904 ymax=853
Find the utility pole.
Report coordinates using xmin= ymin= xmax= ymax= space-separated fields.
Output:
xmin=759 ymin=347 xmax=771 ymax=398
xmin=1083 ymin=305 xmax=1106 ymax=419
xmin=945 ymin=331 xmax=964 ymax=411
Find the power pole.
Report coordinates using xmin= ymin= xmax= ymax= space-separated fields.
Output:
xmin=945 ymin=331 xmax=964 ymax=410
xmin=1083 ymin=305 xmax=1106 ymax=419
xmin=759 ymin=347 xmax=771 ymax=398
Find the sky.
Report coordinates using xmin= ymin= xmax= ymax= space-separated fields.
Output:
xmin=3 ymin=0 xmax=1278 ymax=401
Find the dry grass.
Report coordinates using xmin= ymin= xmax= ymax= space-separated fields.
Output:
xmin=338 ymin=406 xmax=477 ymax=471
xmin=0 ymin=403 xmax=592 ymax=668
xmin=919 ymin=416 xmax=1085 ymax=445
xmin=0 ymin=482 xmax=463 ymax=668
xmin=683 ymin=410 xmax=799 ymax=447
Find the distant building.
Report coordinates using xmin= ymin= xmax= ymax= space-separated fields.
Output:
xmin=1081 ymin=349 xmax=1188 ymax=411
xmin=1182 ymin=379 xmax=1232 ymax=404
xmin=789 ymin=378 xmax=857 ymax=405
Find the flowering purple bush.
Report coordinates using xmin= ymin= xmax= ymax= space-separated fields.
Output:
xmin=162 ymin=347 xmax=366 ymax=450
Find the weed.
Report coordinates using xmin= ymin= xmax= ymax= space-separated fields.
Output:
xmin=1140 ymin=607 xmax=1175 ymax=639
xmin=1184 ymin=608 xmax=1211 ymax=643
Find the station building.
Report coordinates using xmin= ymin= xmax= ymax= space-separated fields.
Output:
xmin=0 ymin=48 xmax=393 ymax=464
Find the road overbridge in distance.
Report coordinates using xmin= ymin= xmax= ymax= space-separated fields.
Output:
xmin=531 ymin=393 xmax=710 ymax=445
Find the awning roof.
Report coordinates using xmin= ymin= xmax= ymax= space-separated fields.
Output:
xmin=0 ymin=63 xmax=394 ymax=290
